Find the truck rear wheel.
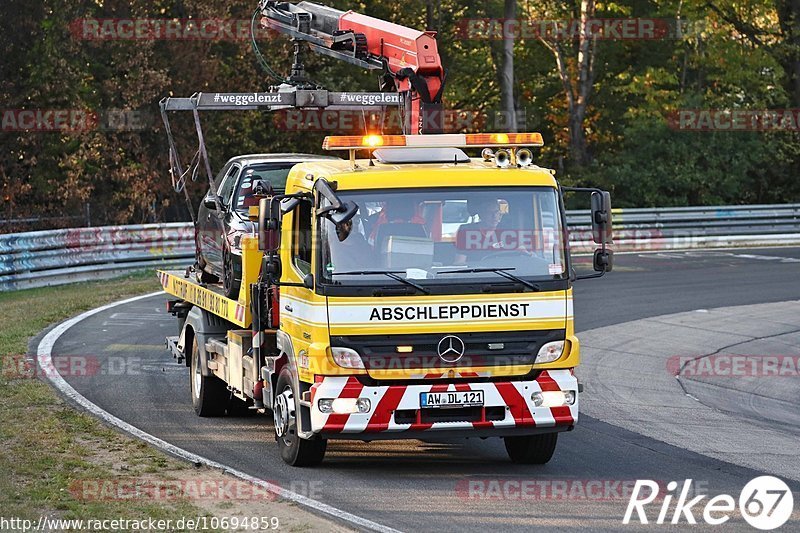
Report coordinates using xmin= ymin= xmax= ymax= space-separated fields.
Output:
xmin=504 ymin=433 xmax=558 ymax=464
xmin=274 ymin=369 xmax=326 ymax=466
xmin=190 ymin=337 xmax=227 ymax=417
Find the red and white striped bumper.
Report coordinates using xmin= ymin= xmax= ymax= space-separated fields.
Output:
xmin=310 ymin=369 xmax=578 ymax=437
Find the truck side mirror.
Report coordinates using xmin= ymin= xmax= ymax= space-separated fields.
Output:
xmin=258 ymin=197 xmax=282 ymax=252
xmin=591 ymin=191 xmax=613 ymax=244
xmin=593 ymin=248 xmax=613 ymax=272
xmin=203 ymin=192 xmax=219 ymax=210
xmin=314 ymin=178 xmax=358 ymax=230
xmin=253 ymin=179 xmax=274 ymax=197
xmin=329 ymin=201 xmax=358 ymax=226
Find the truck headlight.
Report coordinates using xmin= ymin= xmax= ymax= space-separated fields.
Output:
xmin=536 ymin=341 xmax=565 ymax=363
xmin=330 ymin=347 xmax=365 ymax=369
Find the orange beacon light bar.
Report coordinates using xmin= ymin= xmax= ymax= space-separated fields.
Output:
xmin=322 ymin=132 xmax=544 ymax=151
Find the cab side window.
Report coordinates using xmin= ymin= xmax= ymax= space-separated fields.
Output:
xmin=293 ymin=200 xmax=313 ymax=276
xmin=217 ymin=165 xmax=241 ymax=207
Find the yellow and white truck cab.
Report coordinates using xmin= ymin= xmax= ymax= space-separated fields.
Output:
xmin=159 ymin=132 xmax=613 ymax=466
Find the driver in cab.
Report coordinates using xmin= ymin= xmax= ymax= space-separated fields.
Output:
xmin=327 ymin=214 xmax=374 ymax=273
xmin=454 ymin=197 xmax=505 ymax=264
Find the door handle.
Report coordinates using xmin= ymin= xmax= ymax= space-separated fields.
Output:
xmin=284 ymin=304 xmax=293 ymax=313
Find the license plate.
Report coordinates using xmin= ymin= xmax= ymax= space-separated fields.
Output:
xmin=420 ymin=390 xmax=484 ymax=409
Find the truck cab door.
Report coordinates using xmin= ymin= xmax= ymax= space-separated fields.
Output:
xmin=280 ymin=197 xmax=323 ymax=384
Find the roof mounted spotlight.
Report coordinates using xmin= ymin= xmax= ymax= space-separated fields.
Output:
xmin=481 ymin=148 xmax=495 ymax=161
xmin=494 ymin=149 xmax=512 ymax=168
xmin=516 ymin=148 xmax=533 ymax=167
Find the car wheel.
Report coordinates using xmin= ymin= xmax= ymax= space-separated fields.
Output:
xmin=195 ymin=245 xmax=219 ymax=284
xmin=196 ymin=266 xmax=219 ymax=285
xmin=274 ymin=368 xmax=327 ymax=467
xmin=222 ymin=246 xmax=241 ymax=299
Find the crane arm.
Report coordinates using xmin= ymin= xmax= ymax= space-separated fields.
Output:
xmin=258 ymin=1 xmax=445 ymax=134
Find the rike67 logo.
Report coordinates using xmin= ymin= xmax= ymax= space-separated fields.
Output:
xmin=624 ymin=476 xmax=794 ymax=530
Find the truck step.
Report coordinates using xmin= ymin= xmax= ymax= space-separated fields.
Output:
xmin=165 ymin=336 xmax=184 ymax=363
xmin=205 ymin=338 xmax=227 ymax=356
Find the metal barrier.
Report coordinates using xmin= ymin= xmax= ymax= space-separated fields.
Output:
xmin=1 ymin=203 xmax=799 ymax=291
xmin=566 ymin=203 xmax=800 ymax=252
xmin=0 ymin=224 xmax=194 ymax=291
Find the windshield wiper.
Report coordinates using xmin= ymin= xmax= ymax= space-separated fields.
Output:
xmin=331 ymin=270 xmax=431 ymax=295
xmin=437 ymin=267 xmax=541 ymax=292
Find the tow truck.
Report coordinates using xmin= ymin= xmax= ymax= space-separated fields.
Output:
xmin=157 ymin=2 xmax=613 ymax=466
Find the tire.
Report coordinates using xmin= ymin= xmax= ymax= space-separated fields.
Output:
xmin=195 ymin=241 xmax=219 ymax=284
xmin=504 ymin=433 xmax=559 ymax=464
xmin=222 ymin=246 xmax=241 ymax=299
xmin=190 ymin=338 xmax=228 ymax=417
xmin=273 ymin=368 xmax=327 ymax=466
xmin=196 ymin=266 xmax=219 ymax=285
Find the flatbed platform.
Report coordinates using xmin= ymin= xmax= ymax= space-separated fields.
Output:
xmin=157 ymin=270 xmax=251 ymax=328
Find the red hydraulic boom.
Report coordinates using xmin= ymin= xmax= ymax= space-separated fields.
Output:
xmin=258 ymin=1 xmax=446 ymax=134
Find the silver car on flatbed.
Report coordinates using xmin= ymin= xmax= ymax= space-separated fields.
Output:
xmin=196 ymin=153 xmax=337 ymax=297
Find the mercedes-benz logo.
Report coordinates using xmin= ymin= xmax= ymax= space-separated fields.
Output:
xmin=437 ymin=335 xmax=466 ymax=363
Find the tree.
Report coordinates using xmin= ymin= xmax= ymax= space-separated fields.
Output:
xmin=537 ymin=0 xmax=597 ymax=166
xmin=707 ymin=0 xmax=800 ymax=106
xmin=500 ymin=0 xmax=519 ymax=132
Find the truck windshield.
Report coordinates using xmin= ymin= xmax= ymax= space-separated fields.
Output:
xmin=319 ymin=187 xmax=567 ymax=288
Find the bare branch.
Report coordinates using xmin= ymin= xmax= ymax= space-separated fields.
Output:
xmin=539 ymin=37 xmax=575 ymax=108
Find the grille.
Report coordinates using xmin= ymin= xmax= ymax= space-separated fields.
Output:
xmin=331 ymin=329 xmax=565 ymax=371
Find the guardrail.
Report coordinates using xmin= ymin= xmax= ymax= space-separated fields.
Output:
xmin=567 ymin=203 xmax=800 ymax=252
xmin=1 ymin=203 xmax=799 ymax=291
xmin=0 ymin=224 xmax=194 ymax=291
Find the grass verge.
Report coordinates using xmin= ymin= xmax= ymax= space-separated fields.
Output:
xmin=0 ymin=272 xmax=344 ymax=532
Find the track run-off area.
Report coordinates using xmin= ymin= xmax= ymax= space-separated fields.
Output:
xmin=38 ymin=247 xmax=800 ymax=532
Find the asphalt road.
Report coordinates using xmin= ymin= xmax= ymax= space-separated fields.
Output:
xmin=49 ymin=247 xmax=800 ymax=531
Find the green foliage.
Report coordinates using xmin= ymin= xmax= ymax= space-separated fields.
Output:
xmin=574 ymin=120 xmax=800 ymax=206
xmin=1 ymin=0 xmax=799 ymax=226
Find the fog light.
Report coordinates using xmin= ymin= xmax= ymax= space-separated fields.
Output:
xmin=319 ymin=397 xmax=372 ymax=414
xmin=531 ymin=390 xmax=575 ymax=408
xmin=318 ymin=399 xmax=334 ymax=413
xmin=356 ymin=398 xmax=371 ymax=413
xmin=563 ymin=390 xmax=576 ymax=405
xmin=532 ymin=391 xmax=544 ymax=407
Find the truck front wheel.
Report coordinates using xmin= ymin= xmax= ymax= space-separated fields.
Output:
xmin=274 ymin=369 xmax=326 ymax=466
xmin=504 ymin=433 xmax=559 ymax=464
xmin=190 ymin=338 xmax=228 ymax=417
